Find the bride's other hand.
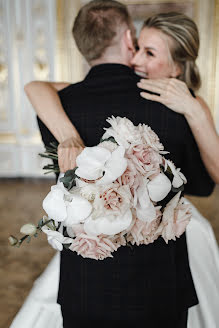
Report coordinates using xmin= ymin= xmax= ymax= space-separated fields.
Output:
xmin=138 ymin=78 xmax=219 ymax=184
xmin=137 ymin=78 xmax=197 ymax=116
xmin=58 ymin=137 xmax=84 ymax=173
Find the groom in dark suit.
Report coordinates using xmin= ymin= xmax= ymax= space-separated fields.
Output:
xmin=37 ymin=1 xmax=214 ymax=327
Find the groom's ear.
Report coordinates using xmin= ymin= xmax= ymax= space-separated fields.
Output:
xmin=125 ymin=29 xmax=135 ymax=53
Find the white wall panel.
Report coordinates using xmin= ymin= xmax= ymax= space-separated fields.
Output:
xmin=0 ymin=0 xmax=56 ymax=177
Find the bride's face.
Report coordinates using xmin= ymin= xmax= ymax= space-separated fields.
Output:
xmin=131 ymin=27 xmax=180 ymax=79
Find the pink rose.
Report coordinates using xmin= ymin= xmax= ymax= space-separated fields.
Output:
xmin=126 ymin=144 xmax=162 ymax=178
xmin=174 ymin=200 xmax=192 ymax=238
xmin=69 ymin=230 xmax=118 ymax=260
xmin=110 ymin=231 xmax=127 ymax=249
xmin=138 ymin=123 xmax=164 ymax=152
xmin=126 ymin=207 xmax=162 ymax=245
xmin=160 ymin=193 xmax=192 ymax=243
xmin=117 ymin=161 xmax=141 ymax=195
xmin=99 ymin=184 xmax=132 ymax=214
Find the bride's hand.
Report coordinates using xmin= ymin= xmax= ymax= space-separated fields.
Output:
xmin=58 ymin=137 xmax=84 ymax=173
xmin=137 ymin=78 xmax=197 ymax=116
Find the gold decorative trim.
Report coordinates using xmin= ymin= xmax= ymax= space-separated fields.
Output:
xmin=0 ymin=134 xmax=17 ymax=144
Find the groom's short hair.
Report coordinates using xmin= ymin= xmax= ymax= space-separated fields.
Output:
xmin=72 ymin=0 xmax=134 ymax=63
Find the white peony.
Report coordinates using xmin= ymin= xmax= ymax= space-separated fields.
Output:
xmin=147 ymin=172 xmax=172 ymax=202
xmin=65 ymin=194 xmax=92 ymax=226
xmin=83 ymin=209 xmax=133 ymax=236
xmin=102 ymin=116 xmax=141 ymax=149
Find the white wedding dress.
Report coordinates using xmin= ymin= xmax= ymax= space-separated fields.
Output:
xmin=9 ymin=198 xmax=219 ymax=328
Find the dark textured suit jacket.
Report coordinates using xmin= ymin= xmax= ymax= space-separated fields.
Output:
xmin=38 ymin=64 xmax=215 ymax=324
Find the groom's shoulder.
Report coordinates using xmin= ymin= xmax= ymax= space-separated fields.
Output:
xmin=58 ymin=80 xmax=85 ymax=98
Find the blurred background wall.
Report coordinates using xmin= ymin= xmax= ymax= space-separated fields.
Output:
xmin=0 ymin=0 xmax=219 ymax=178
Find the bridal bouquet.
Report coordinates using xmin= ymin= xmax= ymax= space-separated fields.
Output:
xmin=9 ymin=116 xmax=192 ymax=260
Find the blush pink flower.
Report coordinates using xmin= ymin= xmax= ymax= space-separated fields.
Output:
xmin=126 ymin=144 xmax=162 ymax=178
xmin=110 ymin=231 xmax=127 ymax=249
xmin=138 ymin=123 xmax=164 ymax=152
xmin=99 ymin=184 xmax=132 ymax=214
xmin=160 ymin=193 xmax=192 ymax=243
xmin=126 ymin=207 xmax=162 ymax=245
xmin=117 ymin=161 xmax=141 ymax=195
xmin=69 ymin=231 xmax=118 ymax=260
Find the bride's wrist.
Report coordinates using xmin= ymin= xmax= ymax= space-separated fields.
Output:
xmin=184 ymin=99 xmax=205 ymax=124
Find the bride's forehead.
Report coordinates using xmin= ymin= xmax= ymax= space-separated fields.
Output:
xmin=138 ymin=28 xmax=170 ymax=49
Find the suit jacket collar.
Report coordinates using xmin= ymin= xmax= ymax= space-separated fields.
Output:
xmin=85 ymin=63 xmax=136 ymax=80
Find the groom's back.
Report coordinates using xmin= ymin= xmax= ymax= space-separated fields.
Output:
xmin=39 ymin=64 xmax=187 ymax=167
xmin=37 ymin=63 xmax=214 ymax=324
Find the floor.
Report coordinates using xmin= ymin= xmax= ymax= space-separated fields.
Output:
xmin=0 ymin=178 xmax=219 ymax=328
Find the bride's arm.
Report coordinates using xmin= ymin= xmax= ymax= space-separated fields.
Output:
xmin=184 ymin=95 xmax=219 ymax=184
xmin=24 ymin=81 xmax=84 ymax=172
xmin=24 ymin=81 xmax=81 ymax=143
xmin=137 ymin=78 xmax=219 ymax=184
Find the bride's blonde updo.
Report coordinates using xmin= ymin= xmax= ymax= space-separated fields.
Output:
xmin=143 ymin=12 xmax=201 ymax=90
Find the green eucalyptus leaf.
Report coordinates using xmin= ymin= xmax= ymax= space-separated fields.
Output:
xmin=60 ymin=168 xmax=78 ymax=190
xmin=38 ymin=218 xmax=44 ymax=227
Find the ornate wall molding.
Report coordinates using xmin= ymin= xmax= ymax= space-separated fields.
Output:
xmin=0 ymin=0 xmax=56 ymax=177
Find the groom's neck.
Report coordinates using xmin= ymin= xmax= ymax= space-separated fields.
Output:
xmin=90 ymin=55 xmax=132 ymax=68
